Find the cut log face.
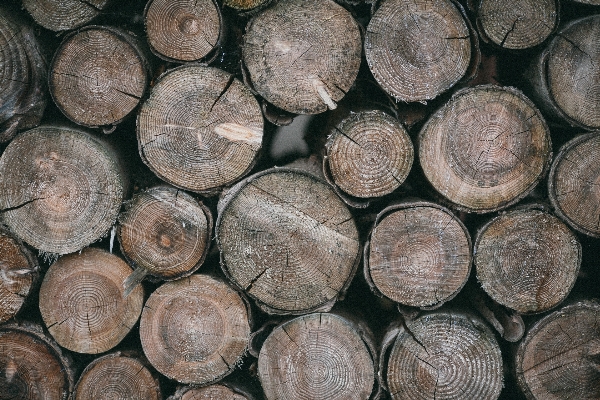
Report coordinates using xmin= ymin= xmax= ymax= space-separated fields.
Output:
xmin=137 ymin=64 xmax=263 ymax=193
xmin=418 ymin=85 xmax=552 ymax=213
xmin=49 ymin=26 xmax=148 ymax=128
xmin=0 ymin=6 xmax=46 ymax=143
xmin=366 ymin=201 xmax=471 ymax=309
xmin=242 ymin=0 xmax=362 ymax=114
xmin=0 ymin=126 xmax=126 ymax=255
xmin=145 ymin=0 xmax=222 ymax=62
xmin=170 ymin=384 xmax=250 ymax=400
xmin=22 ymin=0 xmax=110 ymax=31
xmin=39 ymin=248 xmax=144 ymax=354
xmin=223 ymin=0 xmax=271 ymax=13
xmin=548 ymin=132 xmax=600 ymax=237
xmin=0 ymin=227 xmax=38 ymax=324
xmin=365 ymin=0 xmax=472 ymax=103
xmin=139 ymin=274 xmax=251 ymax=385
xmin=74 ymin=353 xmax=161 ymax=400
xmin=0 ymin=324 xmax=73 ymax=400
xmin=258 ymin=313 xmax=375 ymax=400
xmin=476 ymin=0 xmax=558 ymax=49
xmin=216 ymin=168 xmax=361 ymax=315
xmin=118 ymin=186 xmax=212 ymax=280
xmin=325 ymin=110 xmax=414 ymax=199
xmin=515 ymin=300 xmax=600 ymax=400
xmin=386 ymin=312 xmax=503 ymax=400
xmin=474 ymin=207 xmax=581 ymax=314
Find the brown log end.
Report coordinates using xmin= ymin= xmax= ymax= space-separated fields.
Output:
xmin=169 ymin=384 xmax=251 ymax=400
xmin=22 ymin=0 xmax=110 ymax=31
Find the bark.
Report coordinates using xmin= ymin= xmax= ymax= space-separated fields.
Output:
xmin=418 ymin=85 xmax=552 ymax=213
xmin=216 ymin=167 xmax=361 ymax=315
xmin=474 ymin=205 xmax=581 ymax=314
xmin=49 ymin=26 xmax=149 ymax=129
xmin=0 ymin=125 xmax=127 ymax=255
xmin=21 ymin=0 xmax=111 ymax=31
xmin=137 ymin=64 xmax=263 ymax=194
xmin=242 ymin=0 xmax=362 ymax=114
xmin=38 ymin=248 xmax=144 ymax=354
xmin=139 ymin=274 xmax=252 ymax=385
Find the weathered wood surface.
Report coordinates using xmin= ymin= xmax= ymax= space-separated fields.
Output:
xmin=22 ymin=0 xmax=111 ymax=31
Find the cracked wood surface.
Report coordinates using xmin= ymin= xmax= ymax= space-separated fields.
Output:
xmin=22 ymin=0 xmax=110 ymax=31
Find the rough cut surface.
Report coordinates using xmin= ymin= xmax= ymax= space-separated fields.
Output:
xmin=170 ymin=384 xmax=250 ymax=400
xmin=22 ymin=0 xmax=110 ymax=31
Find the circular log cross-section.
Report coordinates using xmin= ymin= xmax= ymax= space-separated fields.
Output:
xmin=475 ymin=0 xmax=558 ymax=49
xmin=325 ymin=110 xmax=414 ymax=199
xmin=0 ymin=126 xmax=126 ymax=255
xmin=49 ymin=26 xmax=148 ymax=128
xmin=259 ymin=313 xmax=375 ymax=400
xmin=223 ymin=0 xmax=271 ymax=14
xmin=242 ymin=0 xmax=362 ymax=114
xmin=118 ymin=186 xmax=212 ymax=281
xmin=0 ymin=324 xmax=73 ymax=400
xmin=366 ymin=201 xmax=471 ymax=309
xmin=145 ymin=0 xmax=222 ymax=62
xmin=74 ymin=353 xmax=161 ymax=400
xmin=418 ymin=85 xmax=551 ymax=213
xmin=21 ymin=0 xmax=110 ymax=32
xmin=139 ymin=274 xmax=251 ymax=385
xmin=386 ymin=312 xmax=503 ymax=400
xmin=170 ymin=384 xmax=252 ymax=400
xmin=474 ymin=207 xmax=581 ymax=314
xmin=216 ymin=168 xmax=361 ymax=315
xmin=549 ymin=132 xmax=600 ymax=237
xmin=0 ymin=227 xmax=38 ymax=324
xmin=0 ymin=6 xmax=46 ymax=143
xmin=365 ymin=0 xmax=472 ymax=103
xmin=39 ymin=248 xmax=144 ymax=354
xmin=138 ymin=64 xmax=263 ymax=193
xmin=515 ymin=300 xmax=600 ymax=400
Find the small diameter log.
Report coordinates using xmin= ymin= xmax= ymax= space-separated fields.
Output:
xmin=137 ymin=64 xmax=263 ymax=194
xmin=21 ymin=0 xmax=110 ymax=31
xmin=39 ymin=248 xmax=144 ymax=354
xmin=0 ymin=126 xmax=127 ymax=255
xmin=474 ymin=0 xmax=558 ymax=49
xmin=49 ymin=26 xmax=148 ymax=129
xmin=0 ymin=226 xmax=38 ymax=324
xmin=73 ymin=352 xmax=161 ymax=400
xmin=258 ymin=313 xmax=375 ymax=400
xmin=0 ymin=6 xmax=46 ymax=143
xmin=365 ymin=201 xmax=471 ymax=309
xmin=223 ymin=0 xmax=272 ymax=14
xmin=118 ymin=186 xmax=212 ymax=285
xmin=169 ymin=383 xmax=255 ymax=400
xmin=365 ymin=0 xmax=474 ymax=103
xmin=0 ymin=323 xmax=73 ymax=400
xmin=418 ymin=85 xmax=552 ymax=213
xmin=384 ymin=311 xmax=503 ymax=399
xmin=324 ymin=110 xmax=414 ymax=199
xmin=139 ymin=274 xmax=251 ymax=385
xmin=242 ymin=0 xmax=362 ymax=114
xmin=216 ymin=168 xmax=361 ymax=315
xmin=515 ymin=300 xmax=600 ymax=400
xmin=549 ymin=132 xmax=600 ymax=237
xmin=145 ymin=0 xmax=223 ymax=62
xmin=474 ymin=207 xmax=581 ymax=314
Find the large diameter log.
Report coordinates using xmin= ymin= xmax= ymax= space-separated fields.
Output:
xmin=515 ymin=300 xmax=600 ymax=400
xmin=139 ymin=274 xmax=251 ymax=385
xmin=137 ymin=64 xmax=263 ymax=194
xmin=144 ymin=0 xmax=223 ymax=62
xmin=258 ymin=313 xmax=375 ymax=400
xmin=0 ymin=126 xmax=127 ymax=255
xmin=474 ymin=206 xmax=581 ymax=314
xmin=0 ymin=323 xmax=73 ymax=400
xmin=22 ymin=0 xmax=110 ymax=31
xmin=384 ymin=311 xmax=503 ymax=399
xmin=73 ymin=352 xmax=161 ymax=400
xmin=0 ymin=6 xmax=46 ymax=143
xmin=418 ymin=85 xmax=552 ymax=213
xmin=365 ymin=0 xmax=475 ymax=103
xmin=49 ymin=26 xmax=149 ymax=129
xmin=39 ymin=248 xmax=144 ymax=354
xmin=216 ymin=168 xmax=361 ymax=315
xmin=548 ymin=132 xmax=600 ymax=237
xmin=365 ymin=200 xmax=471 ymax=309
xmin=242 ymin=0 xmax=362 ymax=114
